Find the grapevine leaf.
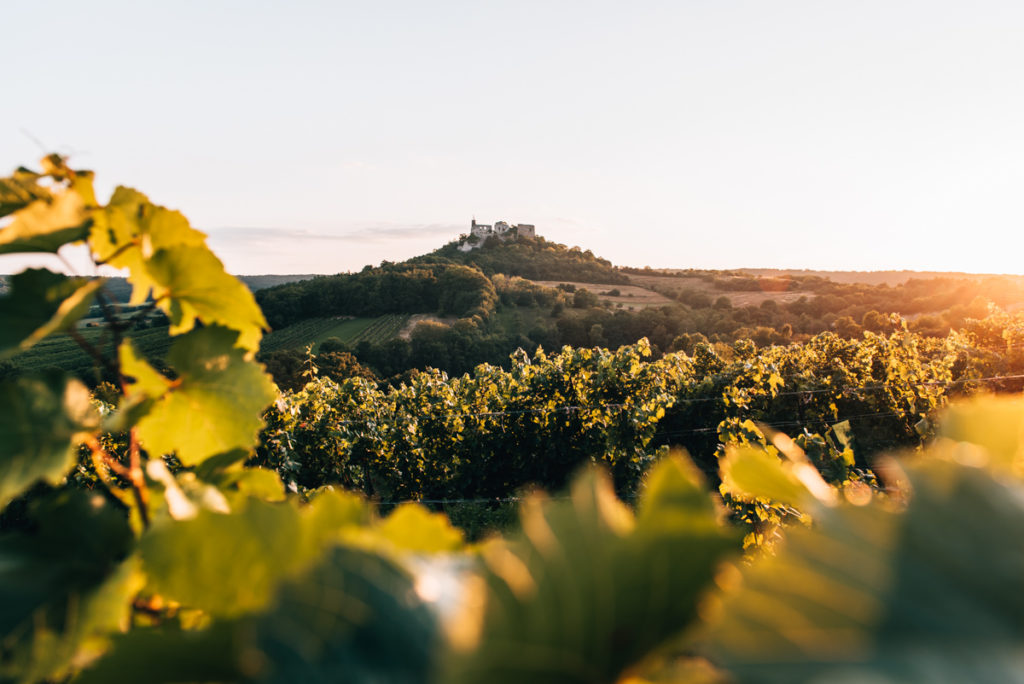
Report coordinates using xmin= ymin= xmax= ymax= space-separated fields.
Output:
xmin=76 ymin=538 xmax=437 ymax=684
xmin=140 ymin=493 xmax=366 ymax=618
xmin=937 ymin=395 xmax=1024 ymax=474
xmin=119 ymin=340 xmax=170 ymax=396
xmin=124 ymin=327 xmax=277 ymax=466
xmin=0 ymin=268 xmax=103 ymax=358
xmin=139 ymin=499 xmax=309 ymax=617
xmin=0 ymin=491 xmax=141 ymax=682
xmin=72 ymin=623 xmax=244 ymax=684
xmin=144 ymin=244 xmax=267 ymax=351
xmin=89 ymin=187 xmax=206 ymax=304
xmin=707 ymin=460 xmax=1024 ymax=683
xmin=719 ymin=444 xmax=814 ymax=510
xmin=445 ymin=459 xmax=737 ymax=684
xmin=831 ymin=419 xmax=853 ymax=449
xmin=0 ymin=371 xmax=99 ymax=508
xmin=0 ymin=188 xmax=90 ymax=254
xmin=251 ymin=545 xmax=439 ymax=684
xmin=215 ymin=466 xmax=288 ymax=503
xmin=345 ymin=503 xmax=465 ymax=554
xmin=0 ymin=167 xmax=48 ymax=217
xmin=637 ymin=452 xmax=720 ymax=525
xmin=302 ymin=489 xmax=373 ymax=544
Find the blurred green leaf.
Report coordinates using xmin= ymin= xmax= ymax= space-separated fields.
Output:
xmin=0 ymin=268 xmax=102 ymax=358
xmin=0 ymin=371 xmax=99 ymax=508
xmin=0 ymin=491 xmax=141 ymax=683
xmin=139 ymin=490 xmax=371 ymax=618
xmin=938 ymin=395 xmax=1024 ymax=474
xmin=217 ymin=466 xmax=288 ymax=503
xmin=73 ymin=623 xmax=244 ymax=684
xmin=719 ymin=444 xmax=812 ymax=510
xmin=124 ymin=327 xmax=277 ymax=466
xmin=84 ymin=542 xmax=439 ymax=684
xmin=707 ymin=459 xmax=1024 ymax=683
xmin=251 ymin=545 xmax=439 ymax=684
xmin=350 ymin=503 xmax=465 ymax=554
xmin=301 ymin=489 xmax=372 ymax=546
xmin=637 ymin=453 xmax=719 ymax=526
xmin=139 ymin=499 xmax=309 ymax=617
xmin=445 ymin=459 xmax=737 ymax=684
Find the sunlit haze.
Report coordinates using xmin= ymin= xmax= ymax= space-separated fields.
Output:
xmin=4 ymin=0 xmax=1024 ymax=275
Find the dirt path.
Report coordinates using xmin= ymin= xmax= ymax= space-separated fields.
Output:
xmin=398 ymin=314 xmax=457 ymax=339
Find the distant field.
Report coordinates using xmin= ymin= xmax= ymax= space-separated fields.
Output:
xmin=738 ymin=268 xmax=1024 ymax=287
xmin=625 ymin=273 xmax=817 ymax=307
xmin=261 ymin=314 xmax=410 ymax=353
xmin=642 ymin=268 xmax=1024 ymax=288
xmin=532 ymin=280 xmax=675 ymax=310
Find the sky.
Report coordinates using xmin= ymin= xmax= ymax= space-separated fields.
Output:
xmin=3 ymin=0 xmax=1024 ymax=276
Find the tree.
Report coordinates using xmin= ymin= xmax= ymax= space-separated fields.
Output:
xmin=573 ymin=288 xmax=599 ymax=309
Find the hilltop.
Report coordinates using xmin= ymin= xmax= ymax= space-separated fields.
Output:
xmin=420 ymin=231 xmax=628 ymax=284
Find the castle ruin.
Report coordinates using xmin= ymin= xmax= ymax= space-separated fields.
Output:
xmin=459 ymin=218 xmax=536 ymax=251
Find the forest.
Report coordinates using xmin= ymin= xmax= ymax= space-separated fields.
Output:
xmin=3 ymin=156 xmax=1024 ymax=683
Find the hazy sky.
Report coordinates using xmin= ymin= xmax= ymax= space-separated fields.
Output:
xmin=4 ymin=1 xmax=1024 ymax=275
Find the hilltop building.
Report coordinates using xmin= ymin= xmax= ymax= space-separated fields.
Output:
xmin=459 ymin=218 xmax=536 ymax=251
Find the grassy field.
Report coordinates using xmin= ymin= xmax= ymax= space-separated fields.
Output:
xmin=261 ymin=314 xmax=410 ymax=353
xmin=625 ymin=273 xmax=817 ymax=307
xmin=532 ymin=280 xmax=676 ymax=311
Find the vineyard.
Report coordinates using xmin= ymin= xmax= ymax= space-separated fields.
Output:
xmin=5 ymin=324 xmax=172 ymax=380
xmin=260 ymin=313 xmax=410 ymax=353
xmin=3 ymin=156 xmax=1024 ymax=683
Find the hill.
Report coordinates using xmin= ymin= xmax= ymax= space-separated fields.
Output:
xmin=422 ymin=234 xmax=629 ymax=284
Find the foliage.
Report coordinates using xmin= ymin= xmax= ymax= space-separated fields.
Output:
xmin=4 ymin=154 xmax=1024 ymax=684
xmin=704 ymin=396 xmax=1024 ymax=683
xmin=256 ymin=262 xmax=495 ymax=330
xmin=257 ymin=325 xmax=967 ymax=510
xmin=255 ymin=340 xmax=678 ymax=500
xmin=444 ymin=459 xmax=738 ymax=684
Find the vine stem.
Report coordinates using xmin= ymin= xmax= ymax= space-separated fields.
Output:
xmin=127 ymin=427 xmax=151 ymax=529
xmin=85 ymin=435 xmax=130 ymax=480
xmin=85 ymin=269 xmax=154 ymax=530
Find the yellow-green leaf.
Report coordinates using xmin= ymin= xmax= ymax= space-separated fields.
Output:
xmin=719 ymin=444 xmax=814 ymax=510
xmin=364 ymin=503 xmax=465 ymax=554
xmin=127 ymin=326 xmax=276 ymax=465
xmin=0 ymin=189 xmax=89 ymax=254
xmin=145 ymin=245 xmax=267 ymax=352
xmin=445 ymin=464 xmax=736 ymax=684
xmin=0 ymin=167 xmax=48 ymax=218
xmin=89 ymin=186 xmax=206 ymax=304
